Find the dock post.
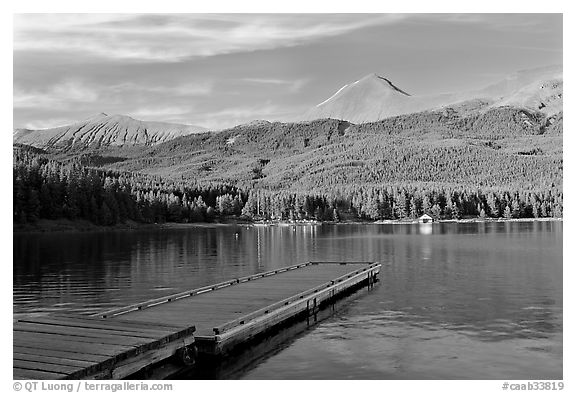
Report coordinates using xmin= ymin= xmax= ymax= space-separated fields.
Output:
xmin=177 ymin=344 xmax=198 ymax=367
xmin=306 ymin=297 xmax=319 ymax=323
xmin=368 ymin=271 xmax=375 ymax=288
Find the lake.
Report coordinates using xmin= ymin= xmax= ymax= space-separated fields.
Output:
xmin=13 ymin=221 xmax=563 ymax=379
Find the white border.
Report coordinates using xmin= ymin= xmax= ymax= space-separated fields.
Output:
xmin=3 ymin=2 xmax=571 ymax=392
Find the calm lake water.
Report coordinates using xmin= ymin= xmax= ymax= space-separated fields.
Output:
xmin=13 ymin=221 xmax=562 ymax=379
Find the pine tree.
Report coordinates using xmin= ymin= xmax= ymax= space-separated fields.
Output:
xmin=89 ymin=196 xmax=99 ymax=223
xmin=231 ymin=195 xmax=243 ymax=216
xmin=451 ymin=202 xmax=461 ymax=220
xmin=430 ymin=203 xmax=441 ymax=219
xmin=332 ymin=208 xmax=340 ymax=222
xmin=395 ymin=191 xmax=407 ymax=219
xmin=26 ymin=190 xmax=41 ymax=222
xmin=443 ymin=203 xmax=452 ymax=219
xmin=487 ymin=193 xmax=498 ymax=217
xmin=422 ymin=195 xmax=431 ymax=214
xmin=504 ymin=205 xmax=512 ymax=219
xmin=241 ymin=193 xmax=257 ymax=217
xmin=206 ymin=206 xmax=216 ymax=220
xmin=479 ymin=208 xmax=486 ymax=219
xmin=217 ymin=194 xmax=233 ymax=216
xmin=409 ymin=197 xmax=418 ymax=219
xmin=511 ymin=199 xmax=521 ymax=218
xmin=362 ymin=194 xmax=380 ymax=220
xmin=314 ymin=206 xmax=323 ymax=221
xmin=100 ymin=202 xmax=113 ymax=225
xmin=533 ymin=201 xmax=540 ymax=218
xmin=552 ymin=204 xmax=562 ymax=218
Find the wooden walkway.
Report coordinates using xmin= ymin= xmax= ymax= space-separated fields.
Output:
xmin=107 ymin=262 xmax=380 ymax=355
xmin=13 ymin=316 xmax=195 ymax=379
xmin=13 ymin=261 xmax=380 ymax=379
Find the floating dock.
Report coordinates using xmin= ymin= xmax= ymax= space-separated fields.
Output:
xmin=13 ymin=316 xmax=195 ymax=379
xmin=13 ymin=261 xmax=380 ymax=380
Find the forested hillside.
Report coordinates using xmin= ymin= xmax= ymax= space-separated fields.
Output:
xmin=13 ymin=145 xmax=246 ymax=225
xmin=13 ymin=103 xmax=563 ymax=225
xmin=104 ymin=106 xmax=563 ymax=191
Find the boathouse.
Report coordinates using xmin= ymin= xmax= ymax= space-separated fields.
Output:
xmin=418 ymin=213 xmax=434 ymax=223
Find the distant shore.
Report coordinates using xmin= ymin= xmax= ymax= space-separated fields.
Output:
xmin=13 ymin=216 xmax=562 ymax=234
xmin=13 ymin=217 xmax=253 ymax=234
xmin=373 ymin=217 xmax=562 ymax=225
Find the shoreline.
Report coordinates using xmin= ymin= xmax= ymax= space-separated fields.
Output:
xmin=372 ymin=217 xmax=563 ymax=225
xmin=12 ymin=218 xmax=254 ymax=234
xmin=13 ymin=216 xmax=562 ymax=234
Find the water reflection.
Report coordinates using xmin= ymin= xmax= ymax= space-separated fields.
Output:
xmin=418 ymin=223 xmax=433 ymax=235
xmin=13 ymin=221 xmax=562 ymax=379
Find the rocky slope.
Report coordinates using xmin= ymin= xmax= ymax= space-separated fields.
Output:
xmin=13 ymin=113 xmax=206 ymax=150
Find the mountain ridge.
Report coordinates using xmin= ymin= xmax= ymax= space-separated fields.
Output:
xmin=13 ymin=65 xmax=562 ymax=154
xmin=301 ymin=65 xmax=562 ymax=123
xmin=13 ymin=113 xmax=207 ymax=150
xmin=93 ymin=105 xmax=562 ymax=194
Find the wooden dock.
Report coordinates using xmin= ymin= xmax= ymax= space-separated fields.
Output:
xmin=13 ymin=261 xmax=380 ymax=379
xmin=13 ymin=316 xmax=196 ymax=379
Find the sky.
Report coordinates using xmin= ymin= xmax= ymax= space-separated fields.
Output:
xmin=13 ymin=13 xmax=563 ymax=130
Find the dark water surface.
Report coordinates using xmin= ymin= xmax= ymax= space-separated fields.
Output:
xmin=13 ymin=221 xmax=562 ymax=379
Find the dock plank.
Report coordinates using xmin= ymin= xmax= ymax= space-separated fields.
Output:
xmin=13 ymin=346 xmax=111 ymax=363
xmin=14 ymin=261 xmax=380 ymax=379
xmin=13 ymin=368 xmax=68 ymax=380
xmin=17 ymin=316 xmax=181 ymax=335
xmin=14 ymin=359 xmax=85 ymax=375
xmin=14 ymin=353 xmax=98 ymax=368
xmin=15 ymin=331 xmax=149 ymax=347
xmin=14 ymin=337 xmax=133 ymax=356
xmin=49 ymin=315 xmax=191 ymax=330
xmin=15 ymin=322 xmax=168 ymax=340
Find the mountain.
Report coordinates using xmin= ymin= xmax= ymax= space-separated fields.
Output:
xmin=301 ymin=73 xmax=447 ymax=123
xmin=13 ymin=65 xmax=563 ymax=226
xmin=301 ymin=65 xmax=562 ymax=123
xmin=479 ymin=66 xmax=563 ymax=115
xmin=13 ymin=66 xmax=563 ymax=195
xmin=100 ymin=105 xmax=562 ymax=194
xmin=13 ymin=113 xmax=207 ymax=150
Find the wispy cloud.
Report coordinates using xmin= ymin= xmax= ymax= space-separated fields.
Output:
xmin=23 ymin=118 xmax=79 ymax=130
xmin=110 ymin=81 xmax=214 ymax=97
xmin=241 ymin=78 xmax=307 ymax=92
xmin=13 ymin=13 xmax=562 ymax=131
xmin=14 ymin=79 xmax=212 ymax=111
xmin=14 ymin=14 xmax=406 ymax=62
xmin=412 ymin=13 xmax=561 ymax=32
xmin=128 ymin=106 xmax=193 ymax=120
xmin=196 ymin=103 xmax=300 ymax=130
xmin=14 ymin=79 xmax=100 ymax=109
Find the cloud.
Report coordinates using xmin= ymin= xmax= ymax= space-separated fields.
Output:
xmin=22 ymin=118 xmax=79 ymax=130
xmin=14 ymin=14 xmax=406 ymax=62
xmin=14 ymin=79 xmax=100 ymax=109
xmin=197 ymin=103 xmax=302 ymax=130
xmin=14 ymin=78 xmax=212 ymax=111
xmin=411 ymin=13 xmax=561 ymax=32
xmin=110 ymin=81 xmax=213 ymax=97
xmin=241 ymin=78 xmax=307 ymax=92
xmin=128 ymin=106 xmax=192 ymax=120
